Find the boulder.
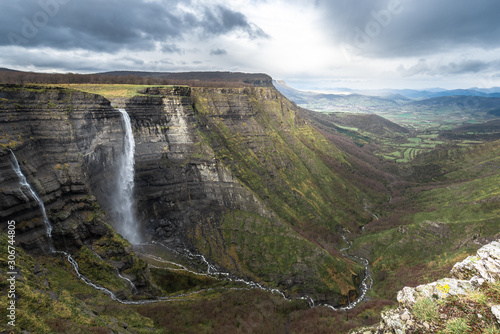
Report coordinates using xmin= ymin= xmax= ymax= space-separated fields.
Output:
xmin=397 ymin=278 xmax=474 ymax=308
xmin=491 ymin=305 xmax=500 ymax=324
xmin=450 ymin=240 xmax=500 ymax=283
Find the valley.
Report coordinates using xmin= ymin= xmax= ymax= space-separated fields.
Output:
xmin=279 ymin=81 xmax=500 ymax=166
xmin=0 ymin=72 xmax=499 ymax=333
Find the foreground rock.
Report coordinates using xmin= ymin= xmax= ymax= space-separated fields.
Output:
xmin=351 ymin=240 xmax=500 ymax=333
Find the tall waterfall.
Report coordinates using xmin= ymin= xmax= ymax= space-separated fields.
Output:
xmin=114 ymin=109 xmax=140 ymax=244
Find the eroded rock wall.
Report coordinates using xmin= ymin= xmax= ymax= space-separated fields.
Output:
xmin=127 ymin=87 xmax=274 ymax=246
xmin=0 ymin=84 xmax=363 ymax=305
xmin=0 ymin=86 xmax=122 ymax=253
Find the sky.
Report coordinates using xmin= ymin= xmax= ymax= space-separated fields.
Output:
xmin=1 ymin=0 xmax=500 ymax=90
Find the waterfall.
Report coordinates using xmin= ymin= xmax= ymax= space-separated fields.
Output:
xmin=9 ymin=150 xmax=130 ymax=302
xmin=10 ymin=150 xmax=55 ymax=253
xmin=114 ymin=109 xmax=141 ymax=244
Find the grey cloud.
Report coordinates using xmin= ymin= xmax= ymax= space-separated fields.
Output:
xmin=397 ymin=59 xmax=499 ymax=77
xmin=120 ymin=57 xmax=145 ymax=66
xmin=200 ymin=5 xmax=269 ymax=39
xmin=397 ymin=58 xmax=431 ymax=77
xmin=0 ymin=0 xmax=267 ymax=52
xmin=319 ymin=0 xmax=500 ymax=58
xmin=210 ymin=48 xmax=227 ymax=56
xmin=161 ymin=44 xmax=184 ymax=54
xmin=442 ymin=60 xmax=492 ymax=75
xmin=0 ymin=47 xmax=147 ymax=72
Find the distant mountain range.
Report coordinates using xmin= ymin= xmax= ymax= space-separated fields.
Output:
xmin=273 ymin=80 xmax=500 ymax=130
xmin=275 ymin=80 xmax=500 ymax=99
xmin=377 ymin=88 xmax=500 ymax=99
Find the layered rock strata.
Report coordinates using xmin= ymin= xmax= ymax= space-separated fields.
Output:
xmin=0 ymin=84 xmax=367 ymax=305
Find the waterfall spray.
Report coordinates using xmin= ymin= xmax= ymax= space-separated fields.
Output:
xmin=114 ymin=109 xmax=141 ymax=244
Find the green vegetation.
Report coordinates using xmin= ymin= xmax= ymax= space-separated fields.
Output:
xmin=190 ymin=87 xmax=386 ymax=298
xmin=0 ymin=230 xmax=387 ymax=334
xmin=412 ymin=297 xmax=440 ymax=322
xmin=45 ymin=84 xmax=162 ymax=100
xmin=350 ymin=139 xmax=500 ymax=304
xmin=408 ymin=281 xmax=500 ymax=333
xmin=2 ymin=82 xmax=500 ymax=333
xmin=0 ymin=232 xmax=159 ymax=333
xmin=217 ymin=210 xmax=355 ymax=296
xmin=444 ymin=318 xmax=471 ymax=334
xmin=192 ymin=88 xmax=374 ymax=233
xmin=45 ymin=83 xmax=175 ymax=100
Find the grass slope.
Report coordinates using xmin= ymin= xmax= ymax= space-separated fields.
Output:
xmin=351 ymin=140 xmax=500 ymax=300
xmin=190 ymin=87 xmax=380 ymax=300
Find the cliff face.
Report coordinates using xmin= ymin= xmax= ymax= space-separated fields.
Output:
xmin=0 ymin=83 xmax=375 ymax=305
xmin=0 ymin=85 xmax=122 ymax=252
xmin=126 ymin=87 xmax=272 ymax=244
xmin=0 ymin=85 xmax=156 ymax=295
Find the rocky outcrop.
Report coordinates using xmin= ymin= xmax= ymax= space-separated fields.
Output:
xmin=450 ymin=240 xmax=500 ymax=283
xmin=351 ymin=240 xmax=500 ymax=333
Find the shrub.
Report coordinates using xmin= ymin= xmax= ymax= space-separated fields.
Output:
xmin=412 ymin=297 xmax=439 ymax=322
xmin=485 ymin=325 xmax=500 ymax=334
xmin=444 ymin=317 xmax=470 ymax=334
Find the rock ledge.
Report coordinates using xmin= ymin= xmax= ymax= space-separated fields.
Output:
xmin=351 ymin=240 xmax=500 ymax=333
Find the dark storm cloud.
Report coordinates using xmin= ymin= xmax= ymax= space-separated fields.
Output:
xmin=0 ymin=0 xmax=267 ymax=52
xmin=319 ymin=0 xmax=500 ymax=58
xmin=201 ymin=5 xmax=268 ymax=39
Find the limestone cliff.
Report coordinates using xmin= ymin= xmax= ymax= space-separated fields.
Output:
xmin=0 ymin=83 xmax=376 ymax=305
xmin=0 ymin=85 xmax=157 ymax=296
xmin=0 ymin=85 xmax=121 ymax=252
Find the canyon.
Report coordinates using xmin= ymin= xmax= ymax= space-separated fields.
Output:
xmin=1 ymin=77 xmax=499 ymax=333
xmin=0 ymin=83 xmax=375 ymax=306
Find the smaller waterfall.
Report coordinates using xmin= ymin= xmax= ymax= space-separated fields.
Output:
xmin=10 ymin=151 xmax=55 ymax=253
xmin=113 ymin=109 xmax=141 ymax=244
xmin=9 ymin=151 xmax=126 ymax=303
